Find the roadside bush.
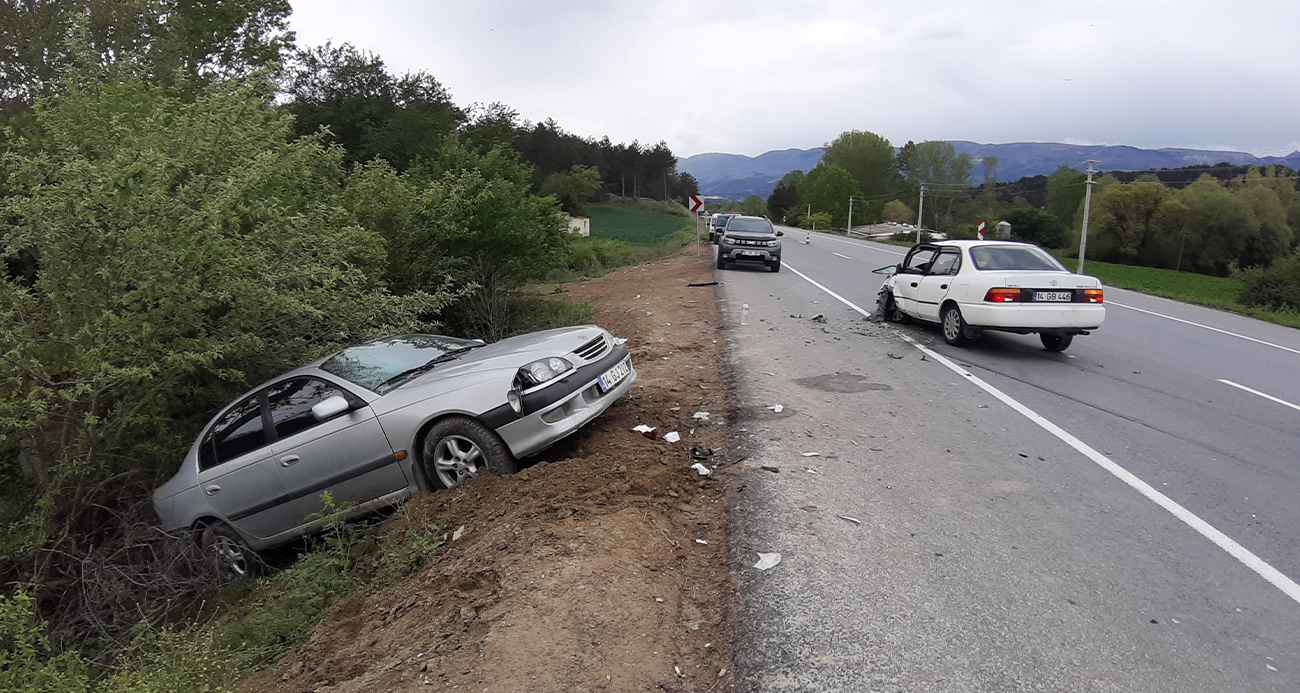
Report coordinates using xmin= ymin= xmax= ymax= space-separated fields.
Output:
xmin=1238 ymin=253 xmax=1300 ymax=312
xmin=800 ymin=212 xmax=833 ymax=230
xmin=0 ymin=592 xmax=87 ymax=693
xmin=564 ymin=236 xmax=633 ymax=276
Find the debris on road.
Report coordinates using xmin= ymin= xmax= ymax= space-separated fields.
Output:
xmin=690 ymin=463 xmax=713 ymax=476
xmin=688 ymin=281 xmax=719 ymax=287
xmin=690 ymin=446 xmax=715 ymax=460
xmin=664 ymin=431 xmax=681 ymax=443
xmin=837 ymin=515 xmax=862 ymax=525
xmin=696 ymin=539 xmax=708 ymax=545
xmin=760 ymin=465 xmax=781 ymax=473
xmin=811 ymin=313 xmax=826 ymax=323
xmin=887 ymin=353 xmax=904 ymax=359
xmin=693 ymin=411 xmax=711 ymax=421
xmin=452 ymin=525 xmax=466 ymax=541
xmin=632 ymin=424 xmax=656 ymax=434
xmin=767 ymin=404 xmax=784 ymax=413
xmin=753 ymin=553 xmax=782 ymax=570
xmin=801 ymin=452 xmax=821 ymax=457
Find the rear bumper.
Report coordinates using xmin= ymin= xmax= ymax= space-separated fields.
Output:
xmin=959 ymin=302 xmax=1105 ymax=331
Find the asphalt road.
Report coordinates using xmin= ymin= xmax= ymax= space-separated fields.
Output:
xmin=721 ymin=228 xmax=1300 ymax=691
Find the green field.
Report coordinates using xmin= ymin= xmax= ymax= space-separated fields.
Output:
xmin=1048 ymin=252 xmax=1300 ymax=329
xmin=587 ymin=203 xmax=692 ymax=246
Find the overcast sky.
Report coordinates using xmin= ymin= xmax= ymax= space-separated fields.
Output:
xmin=289 ymin=0 xmax=1300 ymax=158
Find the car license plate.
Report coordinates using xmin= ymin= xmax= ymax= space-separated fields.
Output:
xmin=742 ymin=250 xmax=762 ymax=257
xmin=1034 ymin=291 xmax=1073 ymax=302
xmin=597 ymin=358 xmax=631 ymax=393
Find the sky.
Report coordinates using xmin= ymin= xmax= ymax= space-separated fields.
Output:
xmin=288 ymin=0 xmax=1300 ymax=158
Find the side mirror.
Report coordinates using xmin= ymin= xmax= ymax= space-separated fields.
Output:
xmin=776 ymin=230 xmax=784 ymax=237
xmin=311 ymin=395 xmax=350 ymax=421
xmin=872 ymin=265 xmax=899 ymax=276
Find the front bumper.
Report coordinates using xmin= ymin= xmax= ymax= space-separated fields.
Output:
xmin=720 ymin=246 xmax=780 ymax=262
xmin=495 ymin=352 xmax=637 ymax=458
xmin=959 ymin=302 xmax=1106 ymax=331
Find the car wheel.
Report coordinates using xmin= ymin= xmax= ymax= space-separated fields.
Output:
xmin=941 ymin=304 xmax=972 ymax=346
xmin=716 ymin=253 xmax=727 ymax=270
xmin=200 ymin=522 xmax=263 ymax=580
xmin=1041 ymin=333 xmax=1074 ymax=352
xmin=770 ymin=259 xmax=781 ymax=273
xmin=878 ymin=291 xmax=910 ymax=324
xmin=422 ymin=417 xmax=518 ymax=490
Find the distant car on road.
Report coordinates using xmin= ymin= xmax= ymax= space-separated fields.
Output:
xmin=717 ymin=215 xmax=784 ymax=273
xmin=874 ymin=240 xmax=1104 ymax=351
xmin=708 ymin=213 xmax=736 ymax=243
xmin=153 ymin=327 xmax=635 ymax=578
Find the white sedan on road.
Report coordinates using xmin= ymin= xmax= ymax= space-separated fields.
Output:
xmin=875 ymin=240 xmax=1105 ymax=351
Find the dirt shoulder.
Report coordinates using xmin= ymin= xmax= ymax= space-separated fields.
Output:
xmin=240 ymin=250 xmax=737 ymax=692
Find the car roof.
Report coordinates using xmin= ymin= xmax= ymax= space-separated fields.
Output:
xmin=728 ymin=215 xmax=769 ymax=221
xmin=933 ymin=239 xmax=1035 ymax=248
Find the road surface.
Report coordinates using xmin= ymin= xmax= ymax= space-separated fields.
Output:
xmin=723 ymin=227 xmax=1300 ymax=691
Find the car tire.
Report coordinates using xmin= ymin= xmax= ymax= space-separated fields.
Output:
xmin=1040 ymin=333 xmax=1074 ymax=352
xmin=878 ymin=291 xmax=910 ymax=324
xmin=941 ymin=304 xmax=972 ymax=347
xmin=200 ymin=522 xmax=264 ymax=581
xmin=716 ymin=253 xmax=727 ymax=270
xmin=422 ymin=416 xmax=518 ymax=490
xmin=770 ymin=259 xmax=781 ymax=273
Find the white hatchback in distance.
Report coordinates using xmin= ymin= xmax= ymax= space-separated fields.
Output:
xmin=874 ymin=240 xmax=1105 ymax=351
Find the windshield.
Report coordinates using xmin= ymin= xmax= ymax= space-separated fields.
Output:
xmin=726 ymin=217 xmax=773 ymax=234
xmin=969 ymin=245 xmax=1065 ymax=271
xmin=320 ymin=334 xmax=482 ymax=391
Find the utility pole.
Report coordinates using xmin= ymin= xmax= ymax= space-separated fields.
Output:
xmin=847 ymin=196 xmax=855 ymax=236
xmin=915 ymin=183 xmax=926 ymax=244
xmin=1077 ymin=160 xmax=1098 ymax=274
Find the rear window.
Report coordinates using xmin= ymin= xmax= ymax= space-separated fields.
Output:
xmin=726 ymin=217 xmax=773 ymax=234
xmin=969 ymin=245 xmax=1065 ymax=271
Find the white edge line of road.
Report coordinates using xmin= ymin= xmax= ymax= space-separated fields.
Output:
xmin=781 ymin=259 xmax=1300 ymax=607
xmin=1219 ymin=379 xmax=1300 ymax=413
xmin=797 ymin=228 xmax=1300 ymax=358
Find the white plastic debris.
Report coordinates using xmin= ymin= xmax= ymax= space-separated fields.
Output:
xmin=767 ymin=404 xmax=784 ymax=413
xmin=692 ymin=411 xmax=710 ymax=421
xmin=632 ymin=424 xmax=655 ymax=434
xmin=452 ymin=525 xmax=466 ymax=541
xmin=690 ymin=463 xmax=712 ymax=476
xmin=801 ymin=451 xmax=820 ymax=457
xmin=838 ymin=515 xmax=862 ymax=525
xmin=664 ymin=431 xmax=681 ymax=443
xmin=675 ymin=665 xmax=685 ymax=678
xmin=654 ymin=597 xmax=664 ymax=603
xmin=753 ymin=552 xmax=782 ymax=570
xmin=695 ymin=539 xmax=708 ymax=545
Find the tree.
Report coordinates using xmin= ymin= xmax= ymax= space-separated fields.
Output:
xmin=282 ymin=42 xmax=465 ymax=170
xmin=882 ymin=200 xmax=914 ymax=223
xmin=982 ymin=155 xmax=999 ymax=187
xmin=1178 ymin=176 xmax=1257 ymax=275
xmin=739 ymin=195 xmax=767 ymax=217
xmin=1090 ymin=182 xmax=1187 ymax=266
xmin=541 ymin=165 xmax=603 ymax=215
xmin=904 ymin=141 xmax=971 ymax=187
xmin=1003 ymin=208 xmax=1067 ymax=248
xmin=673 ymin=172 xmax=700 ymax=200
xmin=801 ymin=212 xmax=833 ymax=230
xmin=1236 ymin=185 xmax=1294 ymax=267
xmin=797 ymin=164 xmax=858 ymax=229
xmin=895 ymin=140 xmax=918 ymax=181
xmin=767 ymin=170 xmax=803 ymax=222
xmin=1045 ymin=165 xmax=1087 ymax=228
xmin=821 ymin=130 xmax=899 ymax=199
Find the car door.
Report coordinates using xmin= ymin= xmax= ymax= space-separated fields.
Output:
xmin=914 ymin=248 xmax=961 ymax=322
xmin=195 ymin=392 xmax=300 ymax=540
xmin=894 ymin=246 xmax=938 ymax=316
xmin=266 ymin=376 xmax=408 ymax=526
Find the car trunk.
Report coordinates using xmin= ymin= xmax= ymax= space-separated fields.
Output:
xmin=987 ymin=271 xmax=1101 ymax=303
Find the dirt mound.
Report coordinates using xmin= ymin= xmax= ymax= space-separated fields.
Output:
xmin=240 ymin=251 xmax=736 ymax=692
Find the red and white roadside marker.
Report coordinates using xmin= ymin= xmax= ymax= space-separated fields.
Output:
xmin=977 ymin=220 xmax=986 ymax=240
xmin=688 ymin=195 xmax=703 ymax=212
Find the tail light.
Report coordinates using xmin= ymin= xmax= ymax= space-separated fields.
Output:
xmin=1084 ymin=289 xmax=1104 ymax=303
xmin=984 ymin=288 xmax=1021 ymax=303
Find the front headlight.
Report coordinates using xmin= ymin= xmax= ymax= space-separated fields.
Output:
xmin=517 ymin=356 xmax=573 ymax=388
xmin=767 ymin=240 xmax=780 ymax=247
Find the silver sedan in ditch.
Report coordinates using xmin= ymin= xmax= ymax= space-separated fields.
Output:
xmin=153 ymin=326 xmax=636 ymax=577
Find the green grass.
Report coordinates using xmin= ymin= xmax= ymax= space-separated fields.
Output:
xmin=586 ymin=202 xmax=692 ymax=246
xmin=1048 ymin=252 xmax=1300 ymax=329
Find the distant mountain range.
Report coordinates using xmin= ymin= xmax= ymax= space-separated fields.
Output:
xmin=679 ymin=141 xmax=1300 ymax=199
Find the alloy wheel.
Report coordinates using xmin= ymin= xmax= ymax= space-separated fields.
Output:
xmin=430 ymin=434 xmax=484 ymax=488
xmin=213 ymin=535 xmax=250 ymax=577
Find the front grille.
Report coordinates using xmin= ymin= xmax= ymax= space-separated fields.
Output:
xmin=574 ymin=334 xmax=609 ymax=361
xmin=731 ymin=238 xmax=770 ymax=246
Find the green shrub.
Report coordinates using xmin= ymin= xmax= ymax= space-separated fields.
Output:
xmin=0 ymin=592 xmax=87 ymax=693
xmin=1238 ymin=254 xmax=1300 ymax=312
xmin=800 ymin=212 xmax=833 ymax=230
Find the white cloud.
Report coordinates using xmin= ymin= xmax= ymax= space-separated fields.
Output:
xmin=288 ymin=0 xmax=1300 ymax=157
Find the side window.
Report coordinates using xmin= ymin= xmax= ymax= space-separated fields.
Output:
xmin=200 ymin=395 xmax=267 ymax=471
xmin=903 ymin=248 xmax=937 ymax=274
xmin=268 ymin=378 xmax=352 ymax=441
xmin=928 ymin=250 xmax=961 ymax=276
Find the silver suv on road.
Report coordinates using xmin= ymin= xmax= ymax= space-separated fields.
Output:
xmin=717 ymin=215 xmax=783 ymax=272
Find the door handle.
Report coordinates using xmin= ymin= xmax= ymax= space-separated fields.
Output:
xmin=940 ymin=284 xmax=948 ymax=290
xmin=279 ymin=454 xmax=300 ymax=467
xmin=910 ymin=282 xmax=918 ymax=288
xmin=204 ymin=485 xmax=221 ymax=496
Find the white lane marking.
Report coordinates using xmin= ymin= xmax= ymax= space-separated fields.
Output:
xmin=1107 ymin=300 xmax=1300 ymax=357
xmin=782 ymin=260 xmax=1300 ymax=607
xmin=832 ymin=251 xmax=852 ymax=260
xmin=1219 ymin=379 xmax=1300 ymax=413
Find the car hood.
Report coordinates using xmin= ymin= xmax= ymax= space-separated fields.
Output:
xmin=990 ymin=271 xmax=1100 ymax=289
xmin=725 ymin=232 xmax=778 ymax=241
xmin=370 ymin=325 xmax=608 ymax=412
